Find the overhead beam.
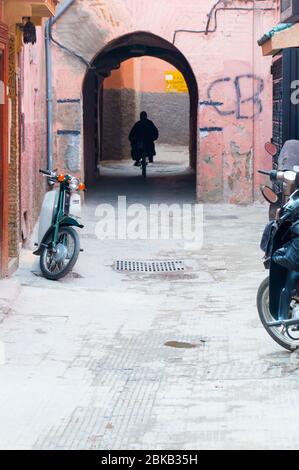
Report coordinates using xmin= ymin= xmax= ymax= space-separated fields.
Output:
xmin=261 ymin=23 xmax=299 ymax=56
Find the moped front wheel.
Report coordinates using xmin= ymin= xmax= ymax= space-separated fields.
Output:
xmin=257 ymin=276 xmax=299 ymax=351
xmin=40 ymin=226 xmax=80 ymax=281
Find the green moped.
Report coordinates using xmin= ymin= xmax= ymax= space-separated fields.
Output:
xmin=33 ymin=169 xmax=85 ymax=280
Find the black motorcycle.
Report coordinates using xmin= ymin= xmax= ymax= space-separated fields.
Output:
xmin=261 ymin=140 xmax=299 ymax=219
xmin=257 ymin=169 xmax=299 ymax=350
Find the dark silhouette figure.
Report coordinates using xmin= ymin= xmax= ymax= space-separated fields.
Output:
xmin=129 ymin=111 xmax=159 ymax=166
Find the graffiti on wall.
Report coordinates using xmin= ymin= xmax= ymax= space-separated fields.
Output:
xmin=200 ymin=74 xmax=265 ymax=134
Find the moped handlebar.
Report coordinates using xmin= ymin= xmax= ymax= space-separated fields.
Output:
xmin=258 ymin=169 xmax=298 ymax=186
xmin=39 ymin=169 xmax=53 ymax=176
xmin=258 ymin=169 xmax=279 ymax=182
xmin=258 ymin=169 xmax=271 ymax=176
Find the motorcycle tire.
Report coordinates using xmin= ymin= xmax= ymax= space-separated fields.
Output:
xmin=40 ymin=226 xmax=80 ymax=281
xmin=257 ymin=276 xmax=299 ymax=351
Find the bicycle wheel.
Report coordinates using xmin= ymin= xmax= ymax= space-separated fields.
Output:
xmin=142 ymin=153 xmax=147 ymax=178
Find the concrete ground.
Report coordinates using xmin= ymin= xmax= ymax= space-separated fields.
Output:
xmin=0 ymin=146 xmax=299 ymax=450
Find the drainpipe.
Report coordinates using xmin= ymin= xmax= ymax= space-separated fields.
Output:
xmin=45 ymin=0 xmax=76 ymax=172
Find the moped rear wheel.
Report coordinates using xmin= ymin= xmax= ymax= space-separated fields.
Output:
xmin=40 ymin=226 xmax=80 ymax=280
xmin=257 ymin=276 xmax=299 ymax=351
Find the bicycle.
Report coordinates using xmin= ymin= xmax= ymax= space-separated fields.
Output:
xmin=136 ymin=141 xmax=149 ymax=178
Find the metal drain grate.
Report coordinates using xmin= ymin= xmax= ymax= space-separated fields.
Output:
xmin=115 ymin=260 xmax=185 ymax=273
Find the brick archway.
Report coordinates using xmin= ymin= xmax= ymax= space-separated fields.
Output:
xmin=82 ymin=31 xmax=199 ymax=186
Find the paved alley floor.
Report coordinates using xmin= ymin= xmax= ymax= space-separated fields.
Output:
xmin=1 ymin=150 xmax=299 ymax=450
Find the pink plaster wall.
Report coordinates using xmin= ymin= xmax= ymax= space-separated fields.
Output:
xmin=20 ymin=25 xmax=47 ymax=240
xmin=52 ymin=0 xmax=278 ymax=203
xmin=138 ymin=58 xmax=179 ymax=93
xmin=104 ymin=58 xmax=136 ymax=90
xmin=104 ymin=57 xmax=179 ymax=93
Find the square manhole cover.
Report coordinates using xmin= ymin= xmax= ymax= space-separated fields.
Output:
xmin=115 ymin=260 xmax=185 ymax=273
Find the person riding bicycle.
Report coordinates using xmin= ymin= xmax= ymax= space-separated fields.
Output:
xmin=129 ymin=111 xmax=159 ymax=166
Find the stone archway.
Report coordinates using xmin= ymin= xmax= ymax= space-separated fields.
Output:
xmin=82 ymin=31 xmax=199 ymax=186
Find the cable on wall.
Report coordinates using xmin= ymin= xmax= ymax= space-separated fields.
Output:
xmin=172 ymin=0 xmax=276 ymax=44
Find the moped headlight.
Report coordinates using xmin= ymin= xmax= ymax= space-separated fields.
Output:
xmin=284 ymin=171 xmax=296 ymax=182
xmin=69 ymin=177 xmax=80 ymax=191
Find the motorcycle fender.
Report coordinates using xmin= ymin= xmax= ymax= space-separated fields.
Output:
xmin=269 ymin=261 xmax=288 ymax=320
xmin=33 ymin=225 xmax=54 ymax=256
xmin=37 ymin=190 xmax=59 ymax=246
xmin=59 ymin=215 xmax=84 ymax=229
xmin=33 ymin=218 xmax=83 ymax=256
xmin=269 ymin=222 xmax=298 ymax=320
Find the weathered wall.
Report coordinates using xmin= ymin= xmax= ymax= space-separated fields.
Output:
xmin=102 ymin=88 xmax=137 ymax=160
xmin=1 ymin=2 xmax=53 ymax=277
xmin=52 ymin=0 xmax=277 ymax=203
xmin=7 ymin=24 xmax=47 ymax=260
xmin=20 ymin=26 xmax=47 ymax=243
xmin=140 ymin=92 xmax=189 ymax=146
xmin=7 ymin=34 xmax=19 ymax=259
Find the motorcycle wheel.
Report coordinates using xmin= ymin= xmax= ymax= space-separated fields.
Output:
xmin=40 ymin=226 xmax=80 ymax=281
xmin=257 ymin=276 xmax=299 ymax=351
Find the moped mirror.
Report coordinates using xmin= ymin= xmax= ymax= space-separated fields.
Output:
xmin=265 ymin=142 xmax=277 ymax=157
xmin=261 ymin=185 xmax=279 ymax=204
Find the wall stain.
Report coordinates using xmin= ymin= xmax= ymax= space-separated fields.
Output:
xmin=228 ymin=141 xmax=253 ymax=190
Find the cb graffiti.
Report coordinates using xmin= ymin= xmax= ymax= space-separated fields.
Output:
xmin=207 ymin=74 xmax=265 ymax=120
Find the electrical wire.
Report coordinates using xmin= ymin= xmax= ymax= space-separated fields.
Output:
xmin=172 ymin=0 xmax=276 ymax=44
xmin=49 ymin=21 xmax=94 ymax=69
xmin=49 ymin=1 xmax=275 ymax=69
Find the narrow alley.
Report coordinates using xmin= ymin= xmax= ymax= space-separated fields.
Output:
xmin=2 ymin=0 xmax=299 ymax=454
xmin=0 ymin=147 xmax=298 ymax=449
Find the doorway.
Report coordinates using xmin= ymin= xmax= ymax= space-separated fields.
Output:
xmin=101 ymin=56 xmax=189 ymax=165
xmin=83 ymin=32 xmax=199 ymax=196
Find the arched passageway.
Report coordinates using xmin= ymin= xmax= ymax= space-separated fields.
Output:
xmin=82 ymin=32 xmax=198 ymax=192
